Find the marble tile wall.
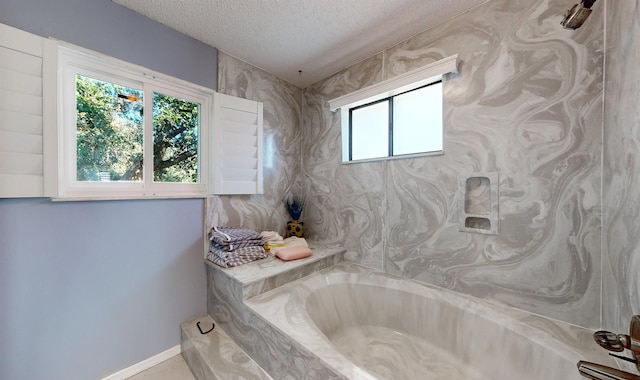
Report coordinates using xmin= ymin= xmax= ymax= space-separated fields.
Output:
xmin=603 ymin=0 xmax=640 ymax=335
xmin=207 ymin=52 xmax=303 ymax=233
xmin=212 ymin=0 xmax=640 ymax=333
xmin=205 ymin=262 xmax=344 ymax=379
xmin=302 ymin=0 xmax=604 ymax=329
xmin=181 ymin=315 xmax=272 ymax=380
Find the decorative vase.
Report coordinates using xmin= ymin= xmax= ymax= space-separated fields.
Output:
xmin=286 ymin=220 xmax=304 ymax=238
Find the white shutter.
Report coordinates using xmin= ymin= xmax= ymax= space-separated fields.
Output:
xmin=0 ymin=23 xmax=50 ymax=198
xmin=211 ymin=92 xmax=263 ymax=194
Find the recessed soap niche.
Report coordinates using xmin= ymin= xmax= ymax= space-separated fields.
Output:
xmin=458 ymin=172 xmax=498 ymax=235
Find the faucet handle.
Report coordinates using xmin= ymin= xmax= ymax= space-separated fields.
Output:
xmin=594 ymin=330 xmax=625 ymax=352
xmin=594 ymin=316 xmax=640 ymax=354
xmin=577 ymin=361 xmax=640 ymax=380
xmin=593 ymin=315 xmax=640 ymax=372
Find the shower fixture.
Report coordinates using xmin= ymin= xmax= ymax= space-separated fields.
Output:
xmin=576 ymin=316 xmax=640 ymax=379
xmin=561 ymin=0 xmax=597 ymax=30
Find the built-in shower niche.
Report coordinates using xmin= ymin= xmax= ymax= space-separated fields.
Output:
xmin=458 ymin=173 xmax=498 ymax=235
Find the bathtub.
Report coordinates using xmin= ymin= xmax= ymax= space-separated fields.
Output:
xmin=244 ymin=262 xmax=614 ymax=380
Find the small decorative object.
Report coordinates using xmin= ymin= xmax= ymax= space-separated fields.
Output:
xmin=285 ymin=196 xmax=304 ymax=238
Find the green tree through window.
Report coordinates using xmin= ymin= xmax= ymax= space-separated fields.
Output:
xmin=75 ymin=75 xmax=200 ymax=183
xmin=153 ymin=92 xmax=199 ymax=183
xmin=76 ymin=75 xmax=143 ymax=181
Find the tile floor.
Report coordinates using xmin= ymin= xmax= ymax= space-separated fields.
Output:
xmin=127 ymin=355 xmax=196 ymax=380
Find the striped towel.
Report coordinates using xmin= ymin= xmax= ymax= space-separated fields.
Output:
xmin=207 ymin=245 xmax=267 ymax=268
xmin=211 ymin=239 xmax=264 ymax=251
xmin=209 ymin=226 xmax=263 ymax=251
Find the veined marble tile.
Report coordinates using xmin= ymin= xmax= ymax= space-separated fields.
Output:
xmin=205 ymin=263 xmax=344 ymax=379
xmin=206 ymin=244 xmax=345 ymax=299
xmin=212 ymin=0 xmax=621 ymax=334
xmin=603 ymin=0 xmax=640 ymax=366
xmin=385 ymin=1 xmax=604 ymax=328
xmin=246 ymin=262 xmax=615 ymax=380
xmin=181 ymin=315 xmax=272 ymax=380
xmin=302 ymin=54 xmax=386 ymax=271
xmin=210 ymin=52 xmax=304 ymax=235
xmin=301 ymin=0 xmax=604 ymax=328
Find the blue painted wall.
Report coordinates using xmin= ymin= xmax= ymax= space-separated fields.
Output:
xmin=0 ymin=1 xmax=215 ymax=379
xmin=0 ymin=0 xmax=217 ymax=89
xmin=0 ymin=199 xmax=206 ymax=379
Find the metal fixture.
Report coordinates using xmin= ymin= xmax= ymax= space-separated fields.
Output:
xmin=577 ymin=361 xmax=640 ymax=380
xmin=593 ymin=315 xmax=640 ymax=372
xmin=594 ymin=330 xmax=640 ymax=355
xmin=578 ymin=315 xmax=640 ymax=379
xmin=561 ymin=0 xmax=597 ymax=30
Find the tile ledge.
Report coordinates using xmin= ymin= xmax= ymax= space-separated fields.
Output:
xmin=205 ymin=242 xmax=346 ymax=286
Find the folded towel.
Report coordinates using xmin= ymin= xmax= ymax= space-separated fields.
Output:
xmin=261 ymin=230 xmax=283 ymax=242
xmin=210 ymin=226 xmax=262 ymax=243
xmin=282 ymin=236 xmax=309 ymax=248
xmin=273 ymin=246 xmax=312 ymax=261
xmin=211 ymin=239 xmax=264 ymax=252
xmin=210 ymin=226 xmax=263 ymax=251
xmin=208 ymin=245 xmax=267 ymax=268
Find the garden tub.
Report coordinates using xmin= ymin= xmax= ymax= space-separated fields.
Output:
xmin=245 ymin=262 xmax=612 ymax=379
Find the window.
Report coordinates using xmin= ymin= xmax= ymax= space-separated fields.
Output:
xmin=349 ymin=82 xmax=442 ymax=161
xmin=57 ymin=44 xmax=213 ymax=199
xmin=329 ymin=55 xmax=457 ymax=163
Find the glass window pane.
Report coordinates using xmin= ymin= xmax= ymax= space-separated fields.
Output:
xmin=393 ymin=82 xmax=443 ymax=156
xmin=76 ymin=75 xmax=143 ymax=182
xmin=152 ymin=92 xmax=200 ymax=183
xmin=351 ymin=101 xmax=389 ymax=160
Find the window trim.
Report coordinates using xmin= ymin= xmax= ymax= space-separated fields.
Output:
xmin=54 ymin=43 xmax=214 ymax=200
xmin=329 ymin=55 xmax=456 ymax=164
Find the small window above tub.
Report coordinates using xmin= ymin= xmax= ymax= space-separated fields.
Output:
xmin=328 ymin=55 xmax=457 ymax=163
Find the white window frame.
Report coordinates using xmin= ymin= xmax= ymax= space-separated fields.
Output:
xmin=329 ymin=55 xmax=458 ymax=163
xmin=55 ymin=43 xmax=214 ymax=200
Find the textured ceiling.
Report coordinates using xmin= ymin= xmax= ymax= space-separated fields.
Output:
xmin=113 ymin=0 xmax=487 ymax=88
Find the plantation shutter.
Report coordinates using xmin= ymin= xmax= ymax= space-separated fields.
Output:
xmin=0 ymin=23 xmax=56 ymax=198
xmin=211 ymin=92 xmax=263 ymax=194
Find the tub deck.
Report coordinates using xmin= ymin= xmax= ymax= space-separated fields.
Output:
xmin=205 ymin=242 xmax=346 ymax=299
xmin=244 ymin=262 xmax=616 ymax=380
xmin=184 ymin=247 xmax=617 ymax=380
xmin=183 ymin=243 xmax=348 ymax=379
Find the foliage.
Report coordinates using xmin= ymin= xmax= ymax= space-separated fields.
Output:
xmin=152 ymin=92 xmax=199 ymax=183
xmin=76 ymin=75 xmax=143 ymax=181
xmin=285 ymin=196 xmax=304 ymax=220
xmin=75 ymin=75 xmax=199 ymax=183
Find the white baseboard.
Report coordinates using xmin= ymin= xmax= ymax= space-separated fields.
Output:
xmin=101 ymin=345 xmax=181 ymax=380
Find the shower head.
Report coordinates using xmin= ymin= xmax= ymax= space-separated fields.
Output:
xmin=561 ymin=0 xmax=597 ymax=30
